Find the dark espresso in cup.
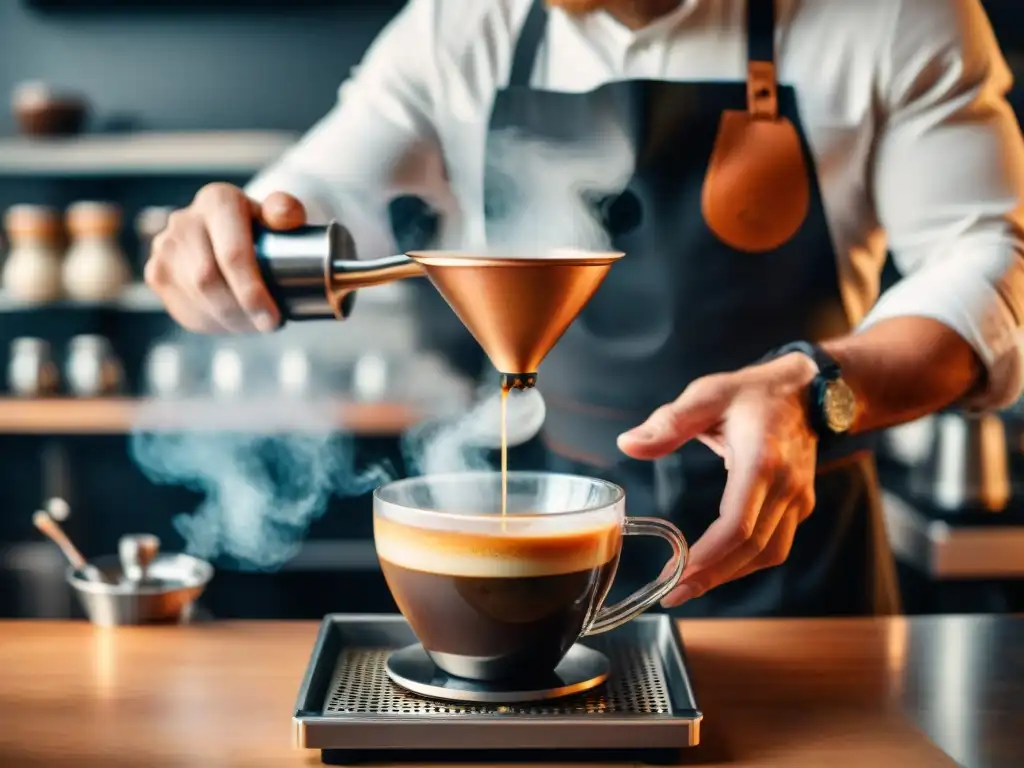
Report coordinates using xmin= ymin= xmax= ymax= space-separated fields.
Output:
xmin=375 ymin=514 xmax=622 ymax=681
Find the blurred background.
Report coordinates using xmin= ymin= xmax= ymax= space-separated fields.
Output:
xmin=0 ymin=0 xmax=1021 ymax=622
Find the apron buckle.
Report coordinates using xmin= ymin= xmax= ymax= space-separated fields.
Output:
xmin=747 ymin=61 xmax=778 ymax=121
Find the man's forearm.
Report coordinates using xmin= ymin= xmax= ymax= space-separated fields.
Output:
xmin=820 ymin=317 xmax=984 ymax=433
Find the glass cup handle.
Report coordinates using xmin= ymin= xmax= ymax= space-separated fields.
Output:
xmin=582 ymin=517 xmax=688 ymax=636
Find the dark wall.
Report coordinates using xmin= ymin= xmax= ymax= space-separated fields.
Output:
xmin=0 ymin=1 xmax=404 ymax=134
xmin=0 ymin=0 xmax=1017 ymax=133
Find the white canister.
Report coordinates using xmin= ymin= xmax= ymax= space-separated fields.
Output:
xmin=278 ymin=347 xmax=313 ymax=398
xmin=351 ymin=354 xmax=389 ymax=402
xmin=8 ymin=337 xmax=59 ymax=397
xmin=144 ymin=342 xmax=187 ymax=398
xmin=65 ymin=335 xmax=124 ymax=397
xmin=62 ymin=201 xmax=131 ymax=302
xmin=2 ymin=205 xmax=63 ymax=304
xmin=210 ymin=346 xmax=245 ymax=398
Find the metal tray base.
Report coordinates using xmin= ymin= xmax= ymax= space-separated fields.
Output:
xmin=293 ymin=614 xmax=702 ymax=762
xmin=320 ymin=747 xmax=689 ymax=765
xmin=386 ymin=642 xmax=611 ymax=703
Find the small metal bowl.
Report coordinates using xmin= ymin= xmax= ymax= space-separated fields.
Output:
xmin=67 ymin=553 xmax=213 ymax=626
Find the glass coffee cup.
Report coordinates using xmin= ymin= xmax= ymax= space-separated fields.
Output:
xmin=374 ymin=471 xmax=687 ymax=682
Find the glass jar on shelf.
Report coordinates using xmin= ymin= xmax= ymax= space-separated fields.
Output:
xmin=62 ymin=201 xmax=132 ymax=302
xmin=65 ymin=334 xmax=124 ymax=397
xmin=2 ymin=204 xmax=63 ymax=304
xmin=8 ymin=337 xmax=59 ymax=397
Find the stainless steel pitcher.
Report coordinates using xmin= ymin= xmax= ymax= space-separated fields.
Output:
xmin=908 ymin=411 xmax=1010 ymax=513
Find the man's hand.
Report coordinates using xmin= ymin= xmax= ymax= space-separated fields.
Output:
xmin=145 ymin=183 xmax=307 ymax=335
xmin=617 ymin=353 xmax=820 ymax=607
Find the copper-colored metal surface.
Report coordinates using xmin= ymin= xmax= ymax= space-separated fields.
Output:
xmin=318 ymin=248 xmax=623 ymax=378
xmin=325 ymin=257 xmax=426 ymax=319
xmin=408 ymin=249 xmax=624 ymax=377
xmin=256 ymin=223 xmax=623 ymax=367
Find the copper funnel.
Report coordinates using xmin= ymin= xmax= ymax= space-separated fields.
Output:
xmin=253 ymin=223 xmax=623 ymax=387
xmin=408 ymin=251 xmax=622 ymax=388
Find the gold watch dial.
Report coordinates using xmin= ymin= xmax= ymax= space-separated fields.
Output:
xmin=822 ymin=379 xmax=856 ymax=433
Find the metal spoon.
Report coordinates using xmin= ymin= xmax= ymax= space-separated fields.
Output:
xmin=32 ymin=510 xmax=112 ymax=584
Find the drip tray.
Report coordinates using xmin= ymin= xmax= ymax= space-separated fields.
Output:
xmin=293 ymin=614 xmax=702 ymax=764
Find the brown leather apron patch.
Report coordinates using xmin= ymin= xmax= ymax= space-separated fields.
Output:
xmin=701 ymin=61 xmax=811 ymax=253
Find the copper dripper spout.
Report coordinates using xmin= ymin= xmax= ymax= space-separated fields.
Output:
xmin=254 ymin=223 xmax=623 ymax=384
xmin=500 ymin=373 xmax=537 ymax=391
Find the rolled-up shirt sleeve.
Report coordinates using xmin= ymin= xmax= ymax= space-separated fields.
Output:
xmin=859 ymin=0 xmax=1024 ymax=410
xmin=245 ymin=0 xmax=453 ymax=259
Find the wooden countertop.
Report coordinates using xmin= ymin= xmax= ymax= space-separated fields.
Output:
xmin=0 ymin=397 xmax=422 ymax=435
xmin=0 ymin=616 xmax=1018 ymax=767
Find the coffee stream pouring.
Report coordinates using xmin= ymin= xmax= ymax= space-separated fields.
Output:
xmin=254 ymin=222 xmax=623 ymax=390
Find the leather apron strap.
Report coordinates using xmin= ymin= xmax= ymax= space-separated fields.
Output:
xmin=508 ymin=1 xmax=549 ymax=87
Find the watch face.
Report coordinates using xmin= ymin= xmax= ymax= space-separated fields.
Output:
xmin=822 ymin=379 xmax=856 ymax=433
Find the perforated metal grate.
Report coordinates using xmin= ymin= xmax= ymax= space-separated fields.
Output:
xmin=323 ymin=639 xmax=672 ymax=716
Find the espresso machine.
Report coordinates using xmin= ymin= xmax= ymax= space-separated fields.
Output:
xmin=254 ymin=223 xmax=703 ymax=762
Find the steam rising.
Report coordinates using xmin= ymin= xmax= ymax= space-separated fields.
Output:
xmin=132 ymin=428 xmax=392 ymax=569
xmin=477 ymin=125 xmax=632 ymax=255
xmin=130 ymin=122 xmax=634 ymax=570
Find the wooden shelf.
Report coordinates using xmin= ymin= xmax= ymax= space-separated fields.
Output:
xmin=0 ymin=283 xmax=165 ymax=313
xmin=0 ymin=397 xmax=422 ymax=435
xmin=0 ymin=130 xmax=297 ymax=177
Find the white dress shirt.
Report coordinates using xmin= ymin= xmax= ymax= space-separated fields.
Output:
xmin=247 ymin=0 xmax=1024 ymax=410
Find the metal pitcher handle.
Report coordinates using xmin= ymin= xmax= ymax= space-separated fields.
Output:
xmin=252 ymin=222 xmax=346 ymax=321
xmin=253 ymin=221 xmax=423 ymax=322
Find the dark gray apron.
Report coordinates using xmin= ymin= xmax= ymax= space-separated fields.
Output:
xmin=485 ymin=0 xmax=901 ymax=617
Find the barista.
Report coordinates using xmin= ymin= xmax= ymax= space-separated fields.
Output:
xmin=146 ymin=0 xmax=1024 ymax=618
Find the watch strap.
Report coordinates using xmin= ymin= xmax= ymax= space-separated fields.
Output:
xmin=759 ymin=344 xmax=877 ymax=461
xmin=762 ymin=341 xmax=840 ymax=380
xmin=759 ymin=341 xmax=843 ymax=438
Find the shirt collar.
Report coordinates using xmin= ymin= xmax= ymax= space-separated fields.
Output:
xmin=587 ymin=0 xmax=702 ymax=46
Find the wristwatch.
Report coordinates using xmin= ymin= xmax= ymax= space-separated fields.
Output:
xmin=760 ymin=341 xmax=857 ymax=437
